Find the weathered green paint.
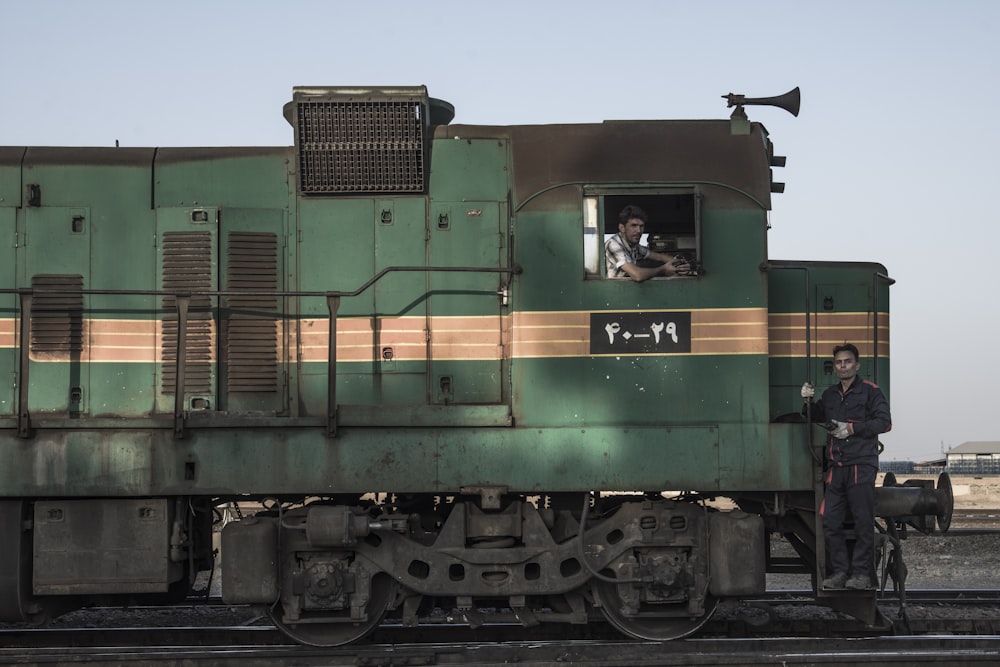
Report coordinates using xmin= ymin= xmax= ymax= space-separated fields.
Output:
xmin=153 ymin=149 xmax=290 ymax=210
xmin=428 ymin=138 xmax=510 ymax=202
xmin=0 ymin=422 xmax=816 ymax=497
xmin=513 ymin=355 xmax=769 ymax=428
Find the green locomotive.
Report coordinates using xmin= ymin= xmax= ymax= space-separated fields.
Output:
xmin=0 ymin=86 xmax=951 ymax=644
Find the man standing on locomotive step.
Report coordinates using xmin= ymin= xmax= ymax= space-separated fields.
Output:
xmin=605 ymin=205 xmax=690 ymax=280
xmin=801 ymin=343 xmax=892 ymax=590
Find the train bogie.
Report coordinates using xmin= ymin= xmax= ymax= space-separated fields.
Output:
xmin=219 ymin=495 xmax=765 ymax=644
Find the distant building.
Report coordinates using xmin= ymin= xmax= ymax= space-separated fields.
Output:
xmin=880 ymin=460 xmax=914 ymax=474
xmin=946 ymin=441 xmax=1000 ymax=475
xmin=913 ymin=458 xmax=946 ymax=474
xmin=879 ymin=459 xmax=946 ymax=475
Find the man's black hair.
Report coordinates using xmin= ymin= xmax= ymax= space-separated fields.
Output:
xmin=618 ymin=205 xmax=648 ymax=227
xmin=833 ymin=343 xmax=860 ymax=361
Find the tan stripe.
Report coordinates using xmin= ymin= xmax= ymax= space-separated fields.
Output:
xmin=513 ymin=308 xmax=769 ymax=357
xmin=91 ymin=320 xmax=158 ymax=335
xmin=768 ymin=311 xmax=889 ymax=358
xmin=512 ymin=311 xmax=591 ymax=358
xmin=693 ymin=307 xmax=771 ymax=323
xmin=513 ymin=341 xmax=590 ymax=358
xmin=691 ymin=308 xmax=768 ymax=355
xmin=0 ymin=317 xmax=17 ymax=348
xmin=301 ymin=317 xmax=417 ymax=362
xmin=769 ymin=311 xmax=889 ymax=321
xmin=7 ymin=307 xmax=864 ymax=362
xmin=298 ymin=316 xmax=504 ymax=363
xmin=769 ymin=341 xmax=891 ymax=357
xmin=88 ymin=320 xmax=159 ymax=362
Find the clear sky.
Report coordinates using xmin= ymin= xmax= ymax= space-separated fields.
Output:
xmin=2 ymin=0 xmax=997 ymax=461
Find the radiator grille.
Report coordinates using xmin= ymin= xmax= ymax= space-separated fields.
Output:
xmin=296 ymin=99 xmax=426 ymax=194
xmin=160 ymin=231 xmax=214 ymax=394
xmin=224 ymin=232 xmax=278 ymax=393
xmin=30 ymin=274 xmax=83 ymax=355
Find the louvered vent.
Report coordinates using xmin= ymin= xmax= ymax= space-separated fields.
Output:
xmin=30 ymin=275 xmax=83 ymax=355
xmin=294 ymin=92 xmax=428 ymax=195
xmin=160 ymin=232 xmax=214 ymax=395
xmin=224 ymin=232 xmax=277 ymax=393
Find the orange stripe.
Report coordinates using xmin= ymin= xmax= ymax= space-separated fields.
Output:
xmin=298 ymin=316 xmax=503 ymax=362
xmin=4 ymin=307 xmax=845 ymax=362
xmin=0 ymin=317 xmax=14 ymax=348
xmin=691 ymin=309 xmax=768 ymax=355
xmin=512 ymin=308 xmax=769 ymax=357
xmin=511 ymin=311 xmax=589 ymax=358
xmin=768 ymin=311 xmax=889 ymax=358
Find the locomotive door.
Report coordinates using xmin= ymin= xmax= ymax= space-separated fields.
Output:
xmin=154 ymin=207 xmax=218 ymax=415
xmin=297 ymin=197 xmax=431 ymax=417
xmin=18 ymin=206 xmax=92 ymax=415
xmin=428 ymin=200 xmax=507 ymax=406
xmin=154 ymin=207 xmax=289 ymax=415
xmin=218 ymin=208 xmax=287 ymax=414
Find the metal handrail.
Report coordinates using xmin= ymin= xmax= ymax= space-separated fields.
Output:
xmin=0 ymin=265 xmax=521 ymax=300
xmin=7 ymin=264 xmax=521 ymax=439
xmin=871 ymin=272 xmax=896 ymax=385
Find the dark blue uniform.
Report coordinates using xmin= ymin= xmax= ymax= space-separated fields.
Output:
xmin=810 ymin=376 xmax=892 ymax=579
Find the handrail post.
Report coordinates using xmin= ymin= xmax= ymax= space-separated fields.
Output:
xmin=173 ymin=294 xmax=191 ymax=439
xmin=872 ymin=272 xmax=895 ymax=385
xmin=17 ymin=290 xmax=32 ymax=438
xmin=326 ymin=294 xmax=340 ymax=437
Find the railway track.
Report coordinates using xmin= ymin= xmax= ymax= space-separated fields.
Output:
xmin=947 ymin=509 xmax=1000 ymax=532
xmin=2 ymin=589 xmax=999 ymax=646
xmin=0 ymin=635 xmax=998 ymax=666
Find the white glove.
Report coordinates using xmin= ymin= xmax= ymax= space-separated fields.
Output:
xmin=830 ymin=420 xmax=851 ymax=439
xmin=800 ymin=382 xmax=815 ymax=399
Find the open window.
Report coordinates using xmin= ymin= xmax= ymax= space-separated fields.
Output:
xmin=584 ymin=190 xmax=701 ymax=279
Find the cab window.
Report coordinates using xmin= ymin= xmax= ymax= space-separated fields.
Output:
xmin=584 ymin=191 xmax=700 ymax=279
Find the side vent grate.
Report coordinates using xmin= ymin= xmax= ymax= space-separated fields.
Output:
xmin=293 ymin=90 xmax=428 ymax=195
xmin=224 ymin=232 xmax=278 ymax=393
xmin=160 ymin=232 xmax=214 ymax=394
xmin=30 ymin=274 xmax=83 ymax=356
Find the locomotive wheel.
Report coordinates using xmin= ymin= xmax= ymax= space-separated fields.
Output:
xmin=593 ymin=580 xmax=718 ymax=641
xmin=268 ymin=574 xmax=393 ymax=647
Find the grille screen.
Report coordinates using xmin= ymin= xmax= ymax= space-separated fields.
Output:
xmin=160 ymin=231 xmax=214 ymax=394
xmin=30 ymin=274 xmax=83 ymax=355
xmin=224 ymin=232 xmax=278 ymax=393
xmin=296 ymin=99 xmax=426 ymax=194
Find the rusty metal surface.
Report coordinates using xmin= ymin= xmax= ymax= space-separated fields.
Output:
xmin=437 ymin=120 xmax=774 ymax=213
xmin=20 ymin=146 xmax=155 ymax=167
xmin=32 ymin=499 xmax=173 ymax=595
